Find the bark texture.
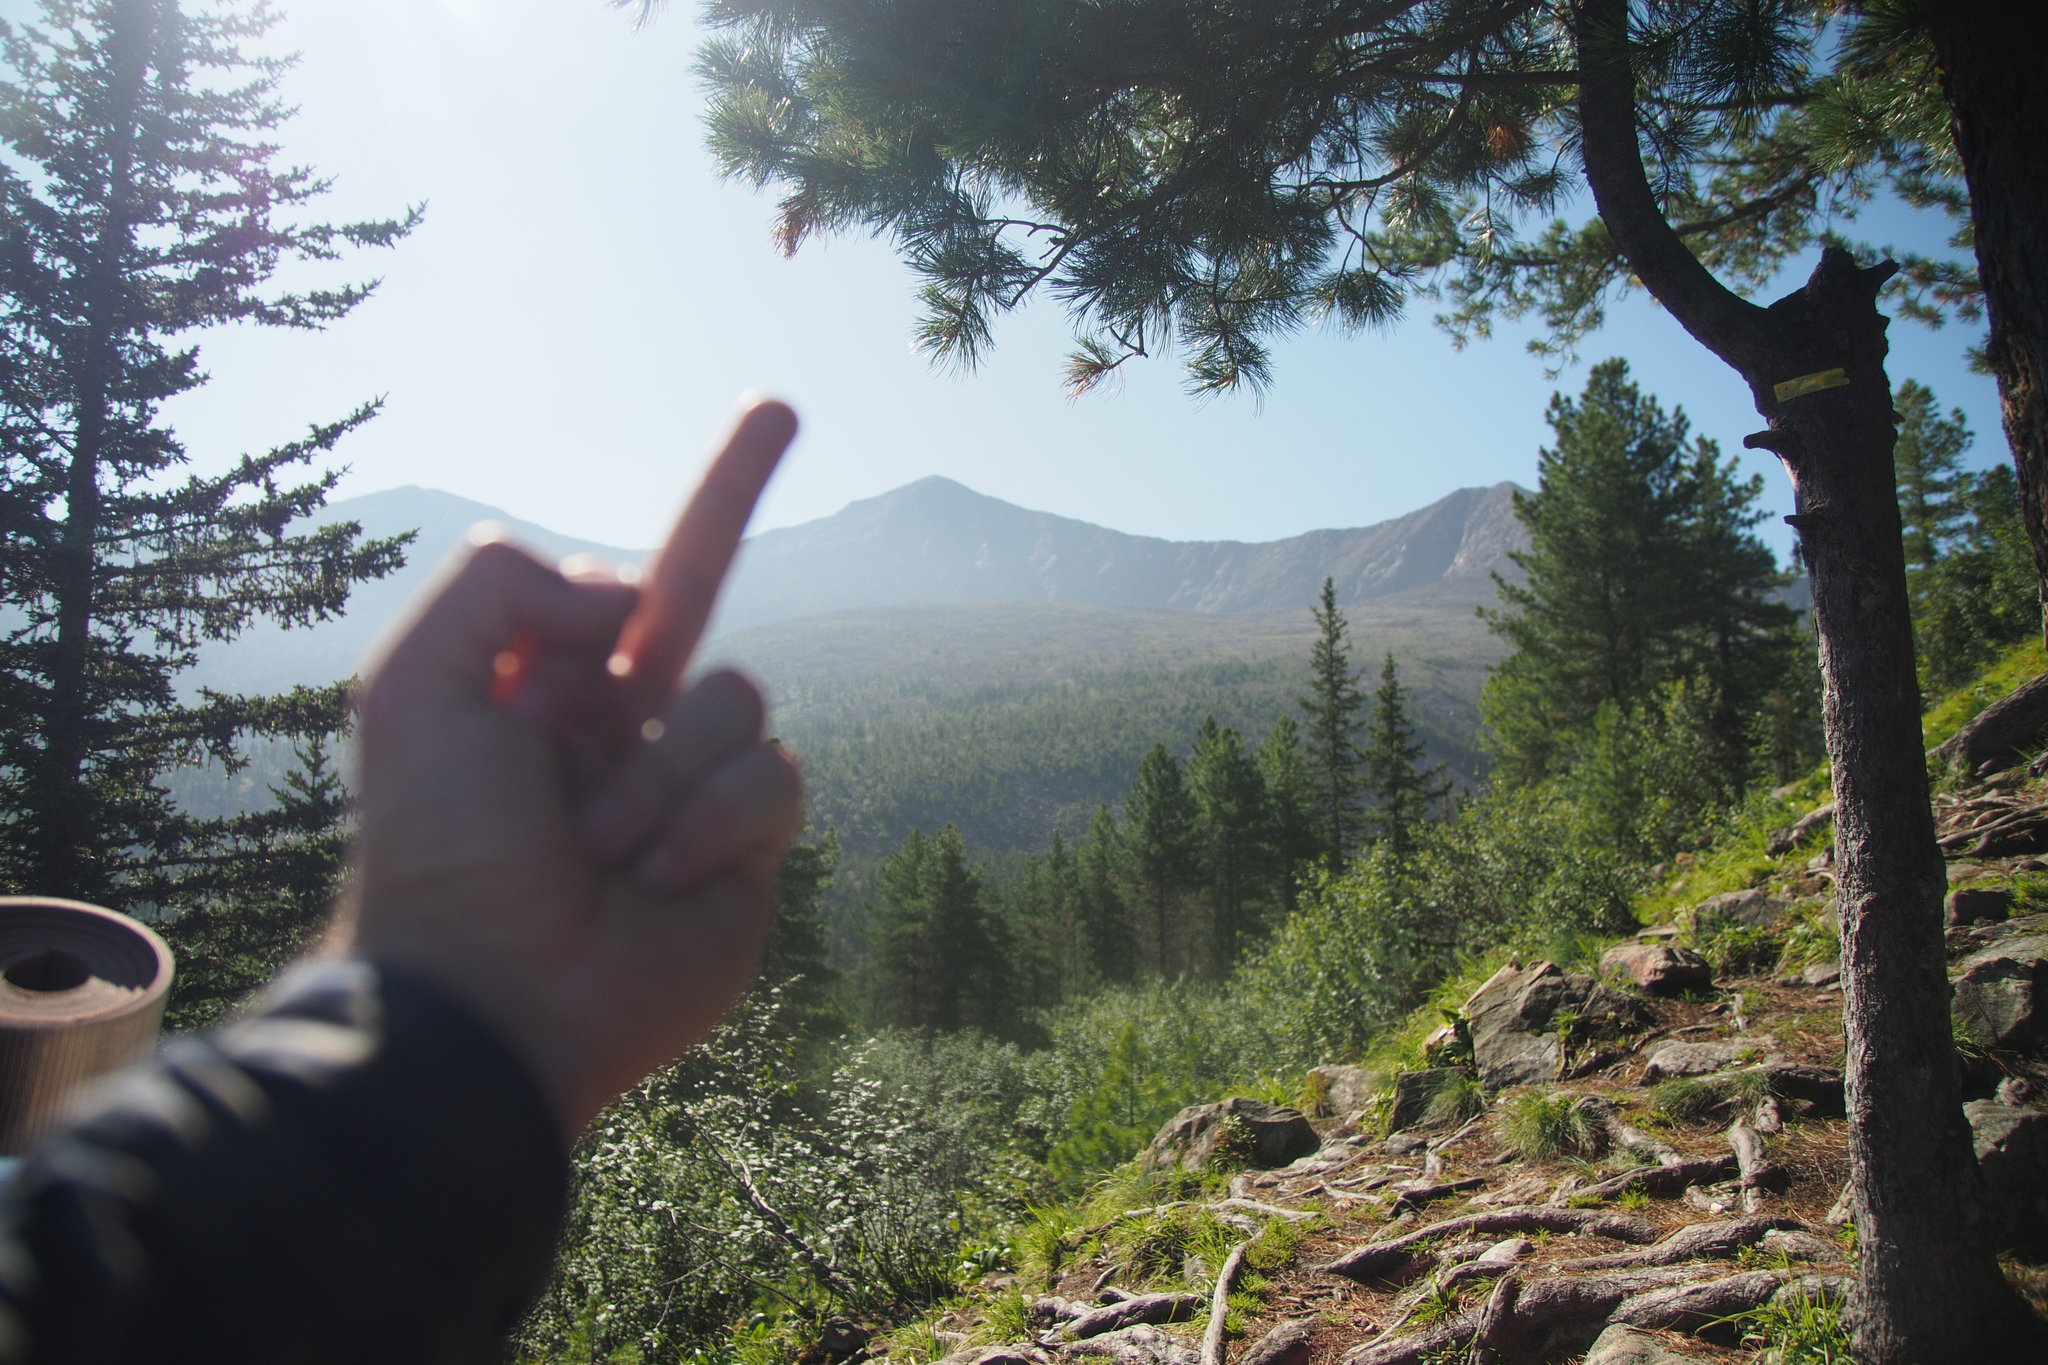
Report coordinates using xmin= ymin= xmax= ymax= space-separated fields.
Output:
xmin=1930 ymin=2 xmax=2048 ymax=642
xmin=1572 ymin=0 xmax=2040 ymax=1357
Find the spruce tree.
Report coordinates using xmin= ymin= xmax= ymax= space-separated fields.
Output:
xmin=868 ymin=825 xmax=996 ymax=1033
xmin=0 ymin=0 xmax=413 ymax=985
xmin=1255 ymin=715 xmax=1319 ymax=909
xmin=1122 ymin=743 xmax=1194 ymax=978
xmin=1075 ymin=804 xmax=1136 ymax=985
xmin=1891 ymin=380 xmax=2038 ymax=695
xmin=1298 ymin=579 xmax=1367 ymax=872
xmin=1187 ymin=716 xmax=1270 ymax=974
xmin=1361 ymin=655 xmax=1449 ymax=863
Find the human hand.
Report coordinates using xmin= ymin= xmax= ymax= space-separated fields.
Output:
xmin=341 ymin=400 xmax=804 ymax=1139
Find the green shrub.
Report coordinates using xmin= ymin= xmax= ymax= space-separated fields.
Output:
xmin=1422 ymin=1072 xmax=1487 ymax=1129
xmin=1498 ymin=1091 xmax=1601 ymax=1161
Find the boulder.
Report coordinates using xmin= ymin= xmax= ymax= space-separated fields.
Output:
xmin=1387 ymin=1067 xmax=1477 ymax=1132
xmin=1602 ymin=943 xmax=1713 ymax=995
xmin=1951 ymin=934 xmax=2048 ymax=1052
xmin=1965 ymin=1101 xmax=2048 ymax=1256
xmin=1947 ymin=885 xmax=2015 ymax=928
xmin=1685 ymin=890 xmax=1791 ymax=938
xmin=1462 ymin=961 xmax=1652 ymax=1093
xmin=1641 ymin=1041 xmax=1746 ymax=1081
xmin=1306 ymin=1064 xmax=1381 ymax=1118
xmin=1584 ymin=1325 xmax=1698 ymax=1365
xmin=1142 ymin=1098 xmax=1318 ymax=1172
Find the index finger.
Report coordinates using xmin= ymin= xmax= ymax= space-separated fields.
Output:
xmin=612 ymin=398 xmax=797 ymax=718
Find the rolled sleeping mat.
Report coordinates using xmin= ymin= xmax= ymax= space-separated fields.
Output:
xmin=0 ymin=897 xmax=174 ymax=1155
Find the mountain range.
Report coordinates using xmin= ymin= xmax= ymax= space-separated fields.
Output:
xmin=188 ymin=477 xmax=1527 ymax=697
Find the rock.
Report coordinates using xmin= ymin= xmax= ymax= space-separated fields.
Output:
xmin=1065 ymin=1293 xmax=1204 ymax=1340
xmin=1640 ymin=1041 xmax=1745 ymax=1081
xmin=1382 ymin=1131 xmax=1428 ymax=1156
xmin=1387 ymin=1067 xmax=1477 ymax=1131
xmin=1947 ymin=885 xmax=2015 ymax=928
xmin=1756 ymin=1062 xmax=1847 ymax=1115
xmin=820 ymin=1320 xmax=871 ymax=1359
xmin=1966 ymin=1101 xmax=2048 ymax=1256
xmin=1142 ymin=1098 xmax=1319 ymax=1173
xmin=1601 ymin=943 xmax=1713 ymax=995
xmin=1951 ymin=934 xmax=2048 ymax=1052
xmin=1306 ymin=1065 xmax=1380 ymax=1118
xmin=1800 ymin=961 xmax=1841 ymax=988
xmin=1236 ymin=1319 xmax=1316 ymax=1365
xmin=1462 ymin=961 xmax=1652 ymax=1092
xmin=960 ymin=1349 xmax=1050 ymax=1365
xmin=1584 ymin=1324 xmax=1698 ymax=1365
xmin=1685 ymin=889 xmax=1792 ymax=937
xmin=1060 ymin=1325 xmax=1200 ymax=1365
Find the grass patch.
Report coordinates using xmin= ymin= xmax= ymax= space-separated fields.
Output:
xmin=1407 ymin=1278 xmax=1463 ymax=1329
xmin=1777 ymin=908 xmax=1842 ymax=974
xmin=1497 ymin=1091 xmax=1601 ymax=1161
xmin=1421 ymin=1072 xmax=1486 ymax=1129
xmin=1721 ymin=1270 xmax=1852 ymax=1364
xmin=1634 ymin=789 xmax=1814 ymax=925
xmin=1617 ymin=1186 xmax=1652 ymax=1212
xmin=1652 ymin=1076 xmax=1730 ymax=1124
xmin=1700 ymin=925 xmax=1785 ymax=976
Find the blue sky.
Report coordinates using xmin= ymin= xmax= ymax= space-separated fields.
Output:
xmin=103 ymin=0 xmax=2005 ymax=559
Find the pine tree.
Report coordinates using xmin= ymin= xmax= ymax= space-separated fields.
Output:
xmin=1361 ymin=655 xmax=1449 ymax=863
xmin=1481 ymin=361 xmax=1797 ymax=794
xmin=1298 ymin=579 xmax=1367 ymax=872
xmin=1075 ymin=804 xmax=1136 ymax=985
xmin=0 ymin=0 xmax=413 ymax=958
xmin=1186 ymin=716 xmax=1271 ymax=975
xmin=1122 ymin=743 xmax=1194 ymax=978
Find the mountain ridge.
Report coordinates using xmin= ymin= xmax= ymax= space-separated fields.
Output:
xmin=186 ymin=478 xmax=1529 ymax=696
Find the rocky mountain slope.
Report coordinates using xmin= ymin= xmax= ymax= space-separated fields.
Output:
xmin=880 ymin=753 xmax=2048 ymax=1365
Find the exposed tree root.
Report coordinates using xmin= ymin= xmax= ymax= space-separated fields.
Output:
xmin=1563 ymin=1155 xmax=1736 ymax=1204
xmin=1316 ymin=1208 xmax=1660 ymax=1282
xmin=1533 ymin=1216 xmax=1800 ymax=1272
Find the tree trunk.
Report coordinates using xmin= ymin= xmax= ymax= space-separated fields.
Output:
xmin=1929 ymin=3 xmax=2048 ymax=644
xmin=31 ymin=0 xmax=158 ymax=901
xmin=1572 ymin=1 xmax=2040 ymax=1356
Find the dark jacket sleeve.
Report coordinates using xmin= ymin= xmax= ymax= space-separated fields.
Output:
xmin=0 ymin=959 xmax=568 ymax=1365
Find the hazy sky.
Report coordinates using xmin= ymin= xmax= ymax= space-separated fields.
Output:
xmin=60 ymin=0 xmax=2002 ymax=556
